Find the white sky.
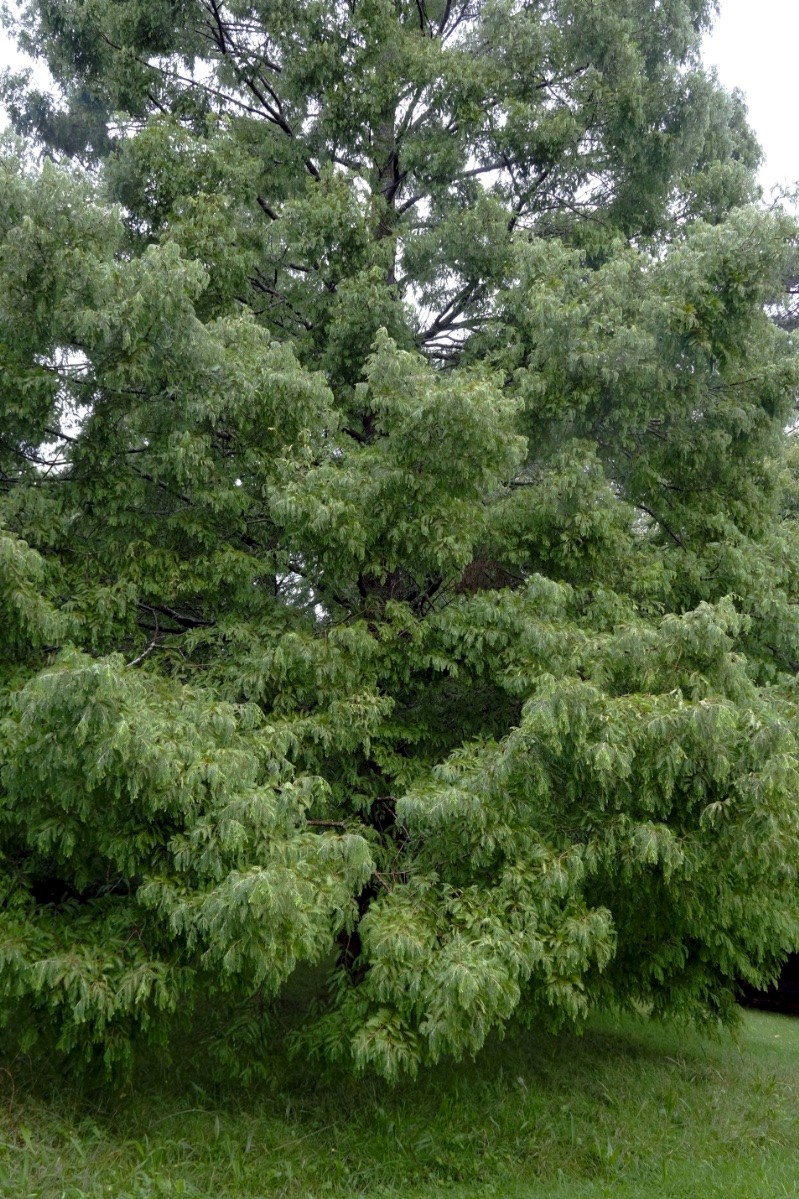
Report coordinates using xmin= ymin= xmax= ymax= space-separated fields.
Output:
xmin=0 ymin=0 xmax=796 ymax=193
xmin=703 ymin=0 xmax=799 ymax=194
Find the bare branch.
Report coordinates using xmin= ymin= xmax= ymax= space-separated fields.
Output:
xmin=127 ymin=609 xmax=159 ymax=667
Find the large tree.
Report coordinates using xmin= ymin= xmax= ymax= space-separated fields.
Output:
xmin=1 ymin=0 xmax=799 ymax=1077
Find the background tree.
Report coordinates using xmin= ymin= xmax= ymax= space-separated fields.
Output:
xmin=1 ymin=0 xmax=799 ymax=1078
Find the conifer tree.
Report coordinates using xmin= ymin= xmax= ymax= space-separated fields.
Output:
xmin=1 ymin=0 xmax=799 ymax=1077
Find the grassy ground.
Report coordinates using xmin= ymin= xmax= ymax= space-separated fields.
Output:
xmin=1 ymin=1008 xmax=798 ymax=1199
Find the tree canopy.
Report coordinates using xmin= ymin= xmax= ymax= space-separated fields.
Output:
xmin=1 ymin=0 xmax=799 ymax=1079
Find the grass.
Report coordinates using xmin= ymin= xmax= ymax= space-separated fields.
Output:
xmin=1 ymin=1008 xmax=798 ymax=1198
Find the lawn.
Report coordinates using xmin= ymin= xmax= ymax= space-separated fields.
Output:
xmin=1 ymin=1008 xmax=797 ymax=1199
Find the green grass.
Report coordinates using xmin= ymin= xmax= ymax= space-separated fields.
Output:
xmin=1 ymin=1009 xmax=798 ymax=1198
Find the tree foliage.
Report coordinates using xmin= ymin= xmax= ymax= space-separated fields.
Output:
xmin=1 ymin=0 xmax=799 ymax=1078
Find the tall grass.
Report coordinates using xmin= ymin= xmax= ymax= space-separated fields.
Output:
xmin=1 ymin=1009 xmax=797 ymax=1198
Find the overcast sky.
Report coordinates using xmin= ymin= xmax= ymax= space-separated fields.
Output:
xmin=703 ymin=0 xmax=799 ymax=194
xmin=0 ymin=1 xmax=796 ymax=193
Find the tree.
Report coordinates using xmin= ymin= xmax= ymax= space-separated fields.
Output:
xmin=1 ymin=0 xmax=799 ymax=1078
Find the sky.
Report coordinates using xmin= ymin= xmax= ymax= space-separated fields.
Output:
xmin=703 ymin=0 xmax=799 ymax=195
xmin=0 ymin=1 xmax=797 ymax=194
